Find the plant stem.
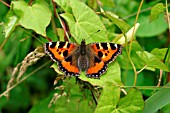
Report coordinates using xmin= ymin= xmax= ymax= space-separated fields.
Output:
xmin=128 ymin=0 xmax=144 ymax=54
xmin=165 ymin=0 xmax=170 ymax=35
xmin=0 ymin=61 xmax=51 ymax=98
xmin=137 ymin=65 xmax=147 ymax=74
xmin=127 ymin=0 xmax=144 ymax=86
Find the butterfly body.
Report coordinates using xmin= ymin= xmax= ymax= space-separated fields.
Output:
xmin=44 ymin=39 xmax=123 ymax=78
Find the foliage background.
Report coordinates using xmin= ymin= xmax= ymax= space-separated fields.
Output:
xmin=0 ymin=0 xmax=170 ymax=113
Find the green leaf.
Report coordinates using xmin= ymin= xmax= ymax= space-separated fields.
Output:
xmin=4 ymin=9 xmax=18 ymax=38
xmin=161 ymin=103 xmax=170 ymax=113
xmin=56 ymin=28 xmax=65 ymax=41
xmin=165 ymin=46 xmax=170 ymax=70
xmin=149 ymin=3 xmax=165 ymax=22
xmin=54 ymin=97 xmax=94 ymax=113
xmin=51 ymin=63 xmax=63 ymax=75
xmin=143 ymin=82 xmax=170 ymax=113
xmin=101 ymin=10 xmax=130 ymax=34
xmin=118 ymin=41 xmax=145 ymax=70
xmin=11 ymin=1 xmax=51 ymax=36
xmin=55 ymin=0 xmax=108 ymax=44
xmin=136 ymin=14 xmax=168 ymax=37
xmin=118 ymin=89 xmax=144 ymax=113
xmin=79 ymin=61 xmax=122 ymax=87
xmin=94 ymin=83 xmax=120 ymax=113
xmin=151 ymin=48 xmax=168 ymax=60
xmin=136 ymin=51 xmax=169 ymax=72
xmin=95 ymin=84 xmax=144 ymax=113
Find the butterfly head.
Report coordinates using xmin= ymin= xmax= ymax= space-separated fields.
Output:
xmin=81 ymin=39 xmax=85 ymax=43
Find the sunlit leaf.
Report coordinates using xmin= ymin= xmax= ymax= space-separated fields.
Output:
xmin=55 ymin=0 xmax=108 ymax=44
xmin=136 ymin=51 xmax=169 ymax=72
xmin=101 ymin=10 xmax=130 ymax=34
xmin=151 ymin=48 xmax=168 ymax=60
xmin=95 ymin=84 xmax=144 ymax=113
xmin=11 ymin=1 xmax=51 ymax=36
xmin=118 ymin=88 xmax=144 ymax=113
xmin=94 ymin=83 xmax=120 ymax=113
xmin=51 ymin=63 xmax=63 ymax=75
xmin=149 ymin=3 xmax=165 ymax=22
xmin=4 ymin=14 xmax=18 ymax=38
xmin=114 ymin=23 xmax=140 ymax=44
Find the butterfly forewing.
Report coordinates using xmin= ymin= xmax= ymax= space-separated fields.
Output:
xmin=88 ymin=43 xmax=123 ymax=63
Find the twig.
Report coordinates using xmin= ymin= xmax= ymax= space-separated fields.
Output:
xmin=0 ymin=0 xmax=10 ymax=7
xmin=157 ymin=70 xmax=163 ymax=87
xmin=52 ymin=0 xmax=70 ymax=41
xmin=0 ymin=36 xmax=10 ymax=50
xmin=122 ymin=7 xmax=151 ymax=20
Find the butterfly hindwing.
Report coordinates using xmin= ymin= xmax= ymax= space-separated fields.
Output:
xmin=85 ymin=51 xmax=107 ymax=78
xmin=58 ymin=53 xmax=80 ymax=76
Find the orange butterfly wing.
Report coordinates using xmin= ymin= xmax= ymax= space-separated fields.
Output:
xmin=44 ymin=41 xmax=80 ymax=76
xmin=85 ymin=43 xmax=123 ymax=78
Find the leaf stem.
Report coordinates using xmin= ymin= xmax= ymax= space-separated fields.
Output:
xmin=128 ymin=0 xmax=144 ymax=54
xmin=127 ymin=0 xmax=144 ymax=86
xmin=53 ymin=1 xmax=70 ymax=41
xmin=0 ymin=35 xmax=10 ymax=50
xmin=123 ymin=32 xmax=137 ymax=86
xmin=121 ymin=85 xmax=170 ymax=90
xmin=137 ymin=65 xmax=147 ymax=74
xmin=128 ymin=52 xmax=137 ymax=86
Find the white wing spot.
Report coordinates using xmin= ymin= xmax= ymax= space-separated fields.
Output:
xmin=63 ymin=42 xmax=68 ymax=48
xmin=107 ymin=43 xmax=111 ymax=49
xmin=114 ymin=44 xmax=118 ymax=48
xmin=49 ymin=42 xmax=52 ymax=46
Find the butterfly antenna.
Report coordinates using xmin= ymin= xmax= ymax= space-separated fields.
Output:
xmin=86 ymin=30 xmax=100 ymax=40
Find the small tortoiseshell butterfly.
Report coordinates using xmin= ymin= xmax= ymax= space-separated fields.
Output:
xmin=44 ymin=39 xmax=123 ymax=78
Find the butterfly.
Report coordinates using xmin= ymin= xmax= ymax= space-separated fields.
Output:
xmin=44 ymin=39 xmax=123 ymax=78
